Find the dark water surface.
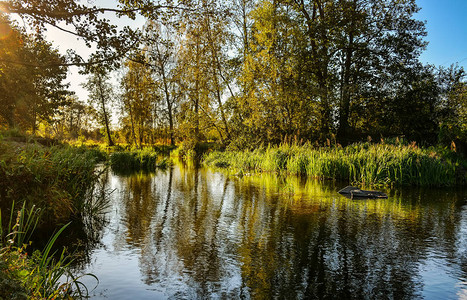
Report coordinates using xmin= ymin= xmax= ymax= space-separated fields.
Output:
xmin=78 ymin=163 xmax=467 ymax=299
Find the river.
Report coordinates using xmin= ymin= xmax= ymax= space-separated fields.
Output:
xmin=77 ymin=163 xmax=467 ymax=299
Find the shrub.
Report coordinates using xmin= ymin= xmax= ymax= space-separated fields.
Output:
xmin=0 ymin=142 xmax=101 ymax=223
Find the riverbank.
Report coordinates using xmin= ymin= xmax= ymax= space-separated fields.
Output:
xmin=0 ymin=134 xmax=106 ymax=222
xmin=203 ymin=142 xmax=467 ymax=186
xmin=0 ymin=131 xmax=105 ymax=298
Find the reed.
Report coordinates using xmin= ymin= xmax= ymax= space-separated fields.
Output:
xmin=203 ymin=142 xmax=463 ymax=186
xmin=109 ymin=148 xmax=173 ymax=172
xmin=0 ymin=203 xmax=96 ymax=299
xmin=0 ymin=142 xmax=105 ymax=222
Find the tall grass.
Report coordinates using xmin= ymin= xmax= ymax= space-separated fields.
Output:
xmin=109 ymin=147 xmax=173 ymax=172
xmin=0 ymin=203 xmax=96 ymax=299
xmin=0 ymin=141 xmax=105 ymax=223
xmin=204 ymin=142 xmax=463 ymax=186
xmin=172 ymin=140 xmax=220 ymax=161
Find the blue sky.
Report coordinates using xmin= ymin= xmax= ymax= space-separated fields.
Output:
xmin=416 ymin=0 xmax=467 ymax=69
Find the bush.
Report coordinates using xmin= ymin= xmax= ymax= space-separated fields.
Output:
xmin=0 ymin=142 xmax=102 ymax=223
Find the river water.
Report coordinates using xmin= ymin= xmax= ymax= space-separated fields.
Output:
xmin=77 ymin=163 xmax=467 ymax=299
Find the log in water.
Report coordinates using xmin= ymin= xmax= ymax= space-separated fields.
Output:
xmin=338 ymin=185 xmax=388 ymax=199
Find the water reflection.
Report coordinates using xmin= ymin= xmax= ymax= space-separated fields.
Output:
xmin=80 ymin=163 xmax=467 ymax=299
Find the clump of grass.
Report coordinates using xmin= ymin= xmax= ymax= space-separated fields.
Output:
xmin=0 ymin=141 xmax=103 ymax=223
xmin=0 ymin=203 xmax=96 ymax=299
xmin=109 ymin=148 xmax=173 ymax=172
xmin=0 ymin=127 xmax=27 ymax=139
xmin=174 ymin=140 xmax=219 ymax=161
xmin=204 ymin=142 xmax=464 ymax=187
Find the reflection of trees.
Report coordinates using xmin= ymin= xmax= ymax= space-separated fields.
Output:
xmin=230 ymin=179 xmax=467 ymax=299
xmin=138 ymin=167 xmax=174 ymax=285
xmin=134 ymin=166 xmax=237 ymax=298
xmin=171 ymin=167 xmax=231 ymax=297
xmin=121 ymin=172 xmax=158 ymax=246
xmin=110 ymin=164 xmax=467 ymax=299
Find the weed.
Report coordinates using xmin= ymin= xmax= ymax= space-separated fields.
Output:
xmin=0 ymin=203 xmax=96 ymax=299
xmin=204 ymin=142 xmax=464 ymax=187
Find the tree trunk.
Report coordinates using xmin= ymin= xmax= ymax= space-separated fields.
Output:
xmin=337 ymin=0 xmax=356 ymax=143
xmin=97 ymin=76 xmax=114 ymax=147
xmin=158 ymin=48 xmax=175 ymax=146
xmin=337 ymin=31 xmax=354 ymax=142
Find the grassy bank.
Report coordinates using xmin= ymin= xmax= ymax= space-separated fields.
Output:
xmin=109 ymin=147 xmax=174 ymax=172
xmin=0 ymin=136 xmax=106 ymax=223
xmin=204 ymin=142 xmax=466 ymax=186
xmin=0 ymin=132 xmax=105 ymax=298
xmin=0 ymin=203 xmax=94 ymax=299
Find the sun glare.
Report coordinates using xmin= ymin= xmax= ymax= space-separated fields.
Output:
xmin=0 ymin=3 xmax=7 ymax=14
xmin=0 ymin=21 xmax=12 ymax=40
xmin=0 ymin=3 xmax=12 ymax=40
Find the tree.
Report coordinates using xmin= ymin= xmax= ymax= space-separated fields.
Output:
xmin=83 ymin=69 xmax=115 ymax=146
xmin=228 ymin=0 xmax=428 ymax=145
xmin=144 ymin=22 xmax=180 ymax=145
xmin=175 ymin=0 xmax=232 ymax=143
xmin=120 ymin=58 xmax=157 ymax=148
xmin=436 ymin=65 xmax=467 ymax=152
xmin=332 ymin=0 xmax=426 ymax=142
xmin=51 ymin=95 xmax=92 ymax=139
xmin=0 ymin=0 xmax=193 ymax=70
xmin=0 ymin=16 xmax=69 ymax=131
xmin=230 ymin=0 xmax=318 ymax=146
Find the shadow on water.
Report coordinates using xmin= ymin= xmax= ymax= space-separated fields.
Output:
xmin=77 ymin=161 xmax=467 ymax=299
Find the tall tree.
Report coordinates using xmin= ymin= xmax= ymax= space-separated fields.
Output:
xmin=120 ymin=58 xmax=157 ymax=148
xmin=0 ymin=16 xmax=69 ymax=131
xmin=83 ymin=69 xmax=115 ymax=146
xmin=231 ymin=0 xmax=317 ymax=146
xmin=232 ymin=0 xmax=427 ymax=144
xmin=331 ymin=0 xmax=427 ymax=141
xmin=175 ymin=0 xmax=231 ymax=143
xmin=144 ymin=22 xmax=180 ymax=145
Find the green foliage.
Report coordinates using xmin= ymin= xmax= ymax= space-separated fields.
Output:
xmin=204 ymin=142 xmax=464 ymax=187
xmin=110 ymin=148 xmax=173 ymax=172
xmin=82 ymin=69 xmax=115 ymax=147
xmin=2 ymin=0 xmax=466 ymax=152
xmin=0 ymin=203 xmax=95 ymax=299
xmin=0 ymin=140 xmax=102 ymax=223
xmin=0 ymin=15 xmax=70 ymax=131
xmin=0 ymin=128 xmax=27 ymax=139
xmin=175 ymin=140 xmax=219 ymax=161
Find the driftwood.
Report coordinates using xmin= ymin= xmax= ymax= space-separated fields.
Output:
xmin=338 ymin=186 xmax=388 ymax=199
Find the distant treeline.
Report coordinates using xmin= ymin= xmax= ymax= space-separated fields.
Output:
xmin=1 ymin=0 xmax=466 ymax=153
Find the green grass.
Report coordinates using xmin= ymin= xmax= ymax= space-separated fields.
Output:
xmin=109 ymin=147 xmax=173 ymax=172
xmin=203 ymin=142 xmax=464 ymax=187
xmin=172 ymin=140 xmax=220 ymax=161
xmin=0 ymin=203 xmax=96 ymax=299
xmin=0 ymin=132 xmax=107 ymax=298
xmin=0 ymin=139 xmax=106 ymax=223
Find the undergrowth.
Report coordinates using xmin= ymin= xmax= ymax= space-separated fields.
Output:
xmin=0 ymin=139 xmax=106 ymax=224
xmin=109 ymin=147 xmax=173 ymax=172
xmin=0 ymin=203 xmax=96 ymax=299
xmin=204 ymin=142 xmax=466 ymax=187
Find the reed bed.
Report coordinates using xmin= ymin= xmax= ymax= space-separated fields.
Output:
xmin=0 ymin=141 xmax=105 ymax=222
xmin=109 ymin=147 xmax=172 ymax=172
xmin=203 ymin=142 xmax=463 ymax=186
xmin=0 ymin=203 xmax=95 ymax=299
